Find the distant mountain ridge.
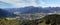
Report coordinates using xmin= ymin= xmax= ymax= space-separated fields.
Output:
xmin=4 ymin=6 xmax=60 ymax=14
xmin=0 ymin=6 xmax=60 ymax=18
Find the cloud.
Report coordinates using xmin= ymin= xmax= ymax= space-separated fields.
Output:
xmin=41 ymin=3 xmax=60 ymax=7
xmin=0 ymin=0 xmax=60 ymax=8
xmin=0 ymin=0 xmax=46 ymax=8
xmin=0 ymin=1 xmax=13 ymax=8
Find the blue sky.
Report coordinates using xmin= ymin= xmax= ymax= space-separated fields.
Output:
xmin=0 ymin=0 xmax=60 ymax=8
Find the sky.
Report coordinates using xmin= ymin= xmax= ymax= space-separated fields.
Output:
xmin=0 ymin=0 xmax=60 ymax=8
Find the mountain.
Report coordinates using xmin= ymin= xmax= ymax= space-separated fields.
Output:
xmin=4 ymin=6 xmax=60 ymax=14
xmin=0 ymin=9 xmax=16 ymax=18
xmin=1 ymin=6 xmax=60 ymax=19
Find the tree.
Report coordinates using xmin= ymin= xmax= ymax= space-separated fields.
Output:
xmin=44 ymin=14 xmax=60 ymax=25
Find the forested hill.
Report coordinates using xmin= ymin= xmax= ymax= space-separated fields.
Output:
xmin=0 ymin=9 xmax=16 ymax=17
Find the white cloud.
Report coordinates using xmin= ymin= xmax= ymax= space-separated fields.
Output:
xmin=0 ymin=0 xmax=60 ymax=8
xmin=0 ymin=0 xmax=46 ymax=8
xmin=1 ymin=0 xmax=60 ymax=8
xmin=42 ymin=4 xmax=60 ymax=7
